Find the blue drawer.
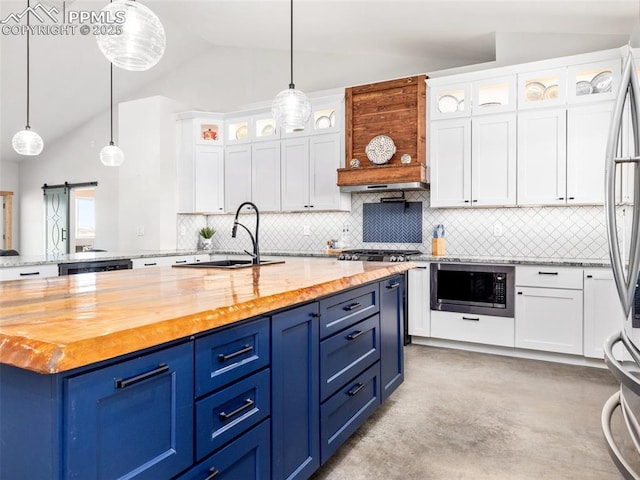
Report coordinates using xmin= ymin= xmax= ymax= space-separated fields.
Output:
xmin=195 ymin=317 xmax=270 ymax=397
xmin=176 ymin=419 xmax=271 ymax=480
xmin=320 ymin=362 xmax=380 ymax=464
xmin=195 ymin=368 xmax=270 ymax=461
xmin=319 ymin=314 xmax=380 ymax=401
xmin=319 ymin=283 xmax=379 ymax=340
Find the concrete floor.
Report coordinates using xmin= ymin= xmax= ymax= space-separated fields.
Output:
xmin=311 ymin=344 xmax=632 ymax=480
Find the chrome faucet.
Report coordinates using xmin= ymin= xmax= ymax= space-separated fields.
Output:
xmin=231 ymin=202 xmax=260 ymax=265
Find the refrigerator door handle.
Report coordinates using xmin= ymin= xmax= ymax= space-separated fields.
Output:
xmin=602 ymin=391 xmax=640 ymax=480
xmin=604 ymin=331 xmax=640 ymax=397
xmin=605 ymin=49 xmax=640 ymax=317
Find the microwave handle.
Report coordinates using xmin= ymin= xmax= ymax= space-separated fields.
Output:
xmin=605 ymin=49 xmax=640 ymax=318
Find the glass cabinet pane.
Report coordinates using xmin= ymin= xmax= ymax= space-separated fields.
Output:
xmin=472 ymin=76 xmax=516 ymax=114
xmin=518 ymin=68 xmax=566 ymax=109
xmin=313 ymin=108 xmax=336 ymax=131
xmin=436 ymin=88 xmax=466 ymax=114
xmin=199 ymin=123 xmax=220 ymax=142
xmin=255 ymin=118 xmax=276 ymax=139
xmin=568 ymin=59 xmax=620 ymax=104
xmin=227 ymin=121 xmax=249 ymax=142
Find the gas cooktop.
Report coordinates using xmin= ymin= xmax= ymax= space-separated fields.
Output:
xmin=337 ymin=249 xmax=421 ymax=262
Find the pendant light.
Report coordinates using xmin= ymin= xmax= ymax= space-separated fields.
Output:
xmin=272 ymin=0 xmax=311 ymax=131
xmin=95 ymin=0 xmax=166 ymax=72
xmin=100 ymin=62 xmax=124 ymax=167
xmin=12 ymin=0 xmax=43 ymax=156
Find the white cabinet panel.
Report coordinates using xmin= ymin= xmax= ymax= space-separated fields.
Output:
xmin=431 ymin=310 xmax=515 ymax=347
xmin=517 ymin=108 xmax=567 ymax=205
xmin=408 ymin=265 xmax=430 ymax=337
xmin=224 ymin=145 xmax=252 ymax=213
xmin=516 ymin=265 xmax=583 ymax=289
xmin=252 ymin=142 xmax=281 ymax=212
xmin=0 ymin=264 xmax=59 ymax=281
xmin=194 ymin=147 xmax=225 ymax=213
xmin=471 ymin=113 xmax=517 ymax=206
xmin=515 ymin=286 xmax=583 ymax=355
xmin=309 ymin=134 xmax=344 ymax=210
xmin=429 ymin=118 xmax=471 ymax=207
xmin=566 ymin=102 xmax=615 ymax=204
xmin=281 ymin=138 xmax=310 ymax=211
xmin=583 ymin=268 xmax=626 ymax=360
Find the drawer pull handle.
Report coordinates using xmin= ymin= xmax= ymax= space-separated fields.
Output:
xmin=462 ymin=316 xmax=480 ymax=322
xmin=347 ymin=330 xmax=364 ymax=340
xmin=538 ymin=271 xmax=558 ymax=275
xmin=219 ymin=398 xmax=255 ymax=420
xmin=175 ymin=260 xmax=187 ymax=264
xmin=586 ymin=274 xmax=593 ymax=278
xmin=343 ymin=302 xmax=362 ymax=312
xmin=115 ymin=363 xmax=169 ymax=389
xmin=205 ymin=467 xmax=220 ymax=480
xmin=218 ymin=344 xmax=253 ymax=362
xmin=19 ymin=271 xmax=40 ymax=276
xmin=348 ymin=383 xmax=365 ymax=396
xmin=144 ymin=262 xmax=157 ymax=266
xmin=386 ymin=282 xmax=400 ymax=290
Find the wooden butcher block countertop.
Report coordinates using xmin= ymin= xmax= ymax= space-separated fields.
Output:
xmin=0 ymin=258 xmax=414 ymax=374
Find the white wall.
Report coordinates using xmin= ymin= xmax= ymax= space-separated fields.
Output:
xmin=18 ymin=110 xmax=120 ymax=255
xmin=117 ymin=95 xmax=187 ymax=251
xmin=0 ymin=160 xmax=20 ymax=251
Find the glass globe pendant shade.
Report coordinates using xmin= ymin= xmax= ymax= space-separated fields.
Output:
xmin=12 ymin=127 xmax=44 ymax=156
xmin=96 ymin=0 xmax=166 ymax=72
xmin=100 ymin=143 xmax=124 ymax=167
xmin=272 ymin=87 xmax=311 ymax=131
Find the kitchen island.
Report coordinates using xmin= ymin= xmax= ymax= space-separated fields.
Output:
xmin=0 ymin=258 xmax=413 ymax=479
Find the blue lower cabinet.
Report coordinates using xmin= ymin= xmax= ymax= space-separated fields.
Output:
xmin=271 ymin=302 xmax=320 ymax=480
xmin=319 ymin=314 xmax=380 ymax=401
xmin=320 ymin=362 xmax=381 ymax=464
xmin=64 ymin=342 xmax=194 ymax=480
xmin=175 ymin=419 xmax=271 ymax=480
xmin=196 ymin=368 xmax=270 ymax=460
xmin=380 ymin=274 xmax=405 ymax=403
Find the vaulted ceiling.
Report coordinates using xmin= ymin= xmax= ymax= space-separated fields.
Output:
xmin=0 ymin=0 xmax=636 ymax=163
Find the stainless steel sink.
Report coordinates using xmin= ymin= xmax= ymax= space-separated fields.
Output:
xmin=172 ymin=259 xmax=285 ymax=269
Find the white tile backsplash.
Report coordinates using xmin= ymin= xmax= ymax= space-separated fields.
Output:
xmin=177 ymin=190 xmax=624 ymax=260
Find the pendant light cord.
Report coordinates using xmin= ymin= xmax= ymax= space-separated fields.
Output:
xmin=26 ymin=0 xmax=30 ymax=128
xmin=109 ymin=62 xmax=114 ymax=145
xmin=289 ymin=0 xmax=294 ymax=89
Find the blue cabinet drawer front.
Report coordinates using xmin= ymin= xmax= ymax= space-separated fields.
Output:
xmin=65 ymin=342 xmax=194 ymax=480
xmin=320 ymin=314 xmax=380 ymax=401
xmin=320 ymin=362 xmax=381 ymax=464
xmin=319 ymin=283 xmax=379 ymax=339
xmin=195 ymin=317 xmax=270 ymax=397
xmin=196 ymin=368 xmax=270 ymax=461
xmin=176 ymin=419 xmax=271 ymax=480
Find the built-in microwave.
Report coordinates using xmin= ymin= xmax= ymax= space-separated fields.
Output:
xmin=430 ymin=263 xmax=515 ymax=318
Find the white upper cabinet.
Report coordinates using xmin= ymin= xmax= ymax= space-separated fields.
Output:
xmin=429 ymin=113 xmax=516 ymax=208
xmin=281 ymin=94 xmax=344 ymax=138
xmin=518 ymin=67 xmax=567 ymax=109
xmin=517 ymin=108 xmax=567 ymax=205
xmin=177 ymin=112 xmax=226 ymax=214
xmin=471 ymin=113 xmax=517 ymax=206
xmin=252 ymin=111 xmax=279 ymax=142
xmin=225 ymin=116 xmax=251 ymax=145
xmin=281 ymin=133 xmax=349 ymax=211
xmin=429 ymin=118 xmax=471 ymax=207
xmin=567 ymin=59 xmax=620 ymax=104
xmin=251 ymin=141 xmax=281 ymax=211
xmin=429 ymin=83 xmax=471 ymax=120
xmin=566 ymin=102 xmax=615 ymax=204
xmin=224 ymin=142 xmax=281 ymax=213
xmin=471 ymin=75 xmax=516 ymax=115
xmin=224 ymin=144 xmax=252 ymax=213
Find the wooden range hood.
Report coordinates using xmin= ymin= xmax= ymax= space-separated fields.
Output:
xmin=337 ymin=74 xmax=428 ymax=192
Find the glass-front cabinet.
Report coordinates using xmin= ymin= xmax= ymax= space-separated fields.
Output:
xmin=280 ymin=94 xmax=344 ymax=138
xmin=567 ymin=59 xmax=620 ymax=104
xmin=253 ymin=112 xmax=279 ymax=142
xmin=226 ymin=117 xmax=251 ymax=144
xmin=190 ymin=113 xmax=224 ymax=146
xmin=518 ymin=68 xmax=567 ymax=109
xmin=429 ymin=83 xmax=471 ymax=120
xmin=471 ymin=76 xmax=516 ymax=115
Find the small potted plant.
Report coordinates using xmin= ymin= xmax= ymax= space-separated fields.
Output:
xmin=199 ymin=226 xmax=216 ymax=250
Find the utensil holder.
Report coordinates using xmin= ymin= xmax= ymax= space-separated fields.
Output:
xmin=432 ymin=238 xmax=445 ymax=256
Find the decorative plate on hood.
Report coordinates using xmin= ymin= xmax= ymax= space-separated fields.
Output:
xmin=366 ymin=135 xmax=396 ymax=165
